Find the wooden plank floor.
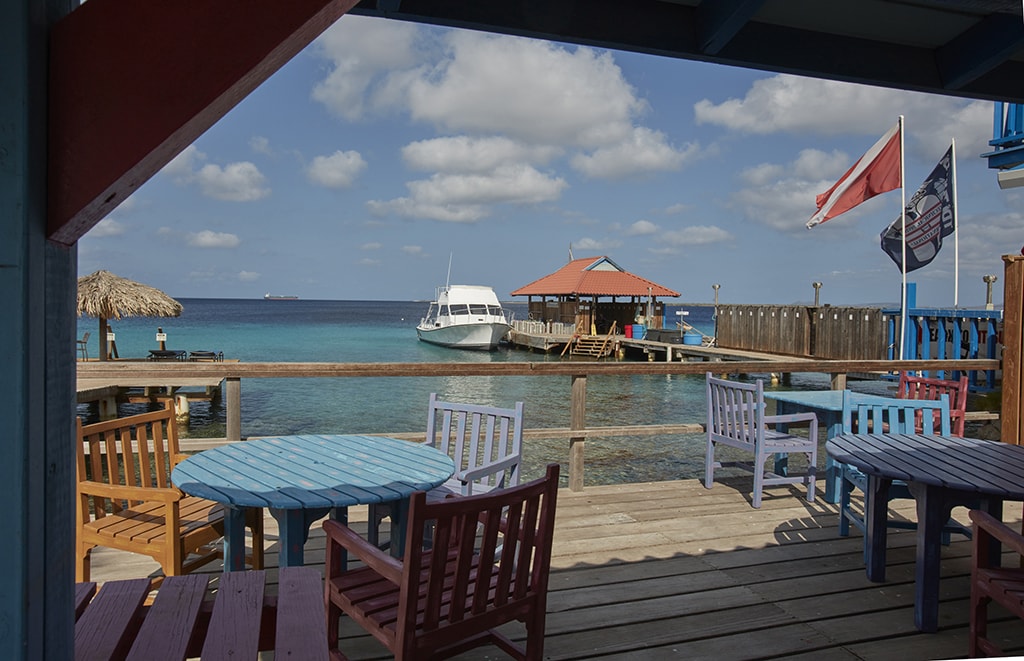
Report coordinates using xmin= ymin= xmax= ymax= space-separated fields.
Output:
xmin=86 ymin=476 xmax=1024 ymax=660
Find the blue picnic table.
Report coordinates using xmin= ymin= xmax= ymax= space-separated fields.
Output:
xmin=172 ymin=434 xmax=456 ymax=569
xmin=767 ymin=390 xmax=901 ymax=503
xmin=827 ymin=432 xmax=1024 ymax=632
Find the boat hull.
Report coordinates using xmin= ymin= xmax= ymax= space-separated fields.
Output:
xmin=416 ymin=322 xmax=512 ymax=350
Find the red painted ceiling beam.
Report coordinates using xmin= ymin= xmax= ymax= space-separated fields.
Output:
xmin=48 ymin=0 xmax=360 ymax=245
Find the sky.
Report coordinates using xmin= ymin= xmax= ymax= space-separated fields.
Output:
xmin=78 ymin=14 xmax=1023 ymax=309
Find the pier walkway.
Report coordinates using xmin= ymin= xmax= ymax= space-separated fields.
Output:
xmin=86 ymin=476 xmax=1023 ymax=659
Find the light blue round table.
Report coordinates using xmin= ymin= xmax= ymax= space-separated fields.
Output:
xmin=172 ymin=434 xmax=455 ymax=569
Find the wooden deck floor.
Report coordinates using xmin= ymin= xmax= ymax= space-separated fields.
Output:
xmin=87 ymin=476 xmax=1024 ymax=660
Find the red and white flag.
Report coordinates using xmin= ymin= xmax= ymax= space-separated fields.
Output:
xmin=806 ymin=121 xmax=902 ymax=229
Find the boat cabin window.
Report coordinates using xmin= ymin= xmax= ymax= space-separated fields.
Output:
xmin=451 ymin=305 xmax=471 ymax=316
xmin=487 ymin=305 xmax=503 ymax=316
xmin=469 ymin=304 xmax=488 ymax=315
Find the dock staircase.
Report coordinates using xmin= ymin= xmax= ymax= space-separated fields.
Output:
xmin=564 ymin=320 xmax=617 ymax=358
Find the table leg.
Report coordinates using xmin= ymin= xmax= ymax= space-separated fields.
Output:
xmin=223 ymin=506 xmax=248 ymax=571
xmin=390 ymin=498 xmax=411 ymax=559
xmin=329 ymin=507 xmax=348 ymax=572
xmin=270 ymin=507 xmax=330 ymax=567
xmin=911 ymin=483 xmax=956 ymax=633
xmin=823 ymin=416 xmax=844 ymax=504
xmin=864 ymin=475 xmax=891 ymax=582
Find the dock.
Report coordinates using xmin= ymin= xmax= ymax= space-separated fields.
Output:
xmin=77 ymin=374 xmax=226 ymax=419
xmin=85 ymin=476 xmax=1024 ymax=659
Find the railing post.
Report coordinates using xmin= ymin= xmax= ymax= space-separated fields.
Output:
xmin=225 ymin=377 xmax=242 ymax=442
xmin=1002 ymin=255 xmax=1024 ymax=445
xmin=569 ymin=374 xmax=586 ymax=491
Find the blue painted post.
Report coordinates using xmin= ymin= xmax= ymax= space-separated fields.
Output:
xmin=904 ymin=283 xmax=917 ymax=360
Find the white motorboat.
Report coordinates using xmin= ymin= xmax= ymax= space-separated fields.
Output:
xmin=416 ymin=285 xmax=512 ymax=350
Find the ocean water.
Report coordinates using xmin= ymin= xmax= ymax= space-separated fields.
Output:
xmin=76 ymin=298 xmax=842 ymax=485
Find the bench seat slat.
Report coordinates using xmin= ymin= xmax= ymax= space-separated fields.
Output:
xmin=201 ymin=570 xmax=265 ymax=659
xmin=126 ymin=574 xmax=210 ymax=661
xmin=276 ymin=567 xmax=329 ymax=660
xmin=74 ymin=578 xmax=151 ymax=661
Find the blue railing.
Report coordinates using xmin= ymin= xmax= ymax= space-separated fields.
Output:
xmin=883 ymin=286 xmax=1001 ymax=390
xmin=981 ymin=102 xmax=1024 ymax=175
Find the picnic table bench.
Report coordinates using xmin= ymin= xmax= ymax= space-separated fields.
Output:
xmin=74 ymin=567 xmax=327 ymax=660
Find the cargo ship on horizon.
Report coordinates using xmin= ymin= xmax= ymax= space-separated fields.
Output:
xmin=264 ymin=293 xmax=299 ymax=300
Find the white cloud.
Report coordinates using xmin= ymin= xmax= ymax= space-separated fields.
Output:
xmin=361 ymin=242 xmax=382 ymax=250
xmin=188 ymin=230 xmax=241 ymax=248
xmin=571 ymin=128 xmax=698 ymax=179
xmin=163 ymin=145 xmax=270 ymax=201
xmin=693 ymin=74 xmax=991 ymax=157
xmin=250 ymin=136 xmax=272 ymax=155
xmin=574 ymin=237 xmax=622 ymax=251
xmin=312 ymin=16 xmax=422 ymax=121
xmin=307 ymin=150 xmax=367 ymax=189
xmin=89 ymin=218 xmax=126 ymax=237
xmin=369 ymin=164 xmax=567 ymax=222
xmin=402 ymin=136 xmax=559 ymax=173
xmin=196 ymin=162 xmax=269 ymax=201
xmin=401 ymin=245 xmax=424 ymax=255
xmin=626 ymin=220 xmax=659 ymax=236
xmin=238 ymin=270 xmax=260 ymax=282
xmin=660 ymin=225 xmax=733 ymax=246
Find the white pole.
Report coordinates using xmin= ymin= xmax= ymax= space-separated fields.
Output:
xmin=898 ymin=115 xmax=908 ymax=360
xmin=951 ymin=139 xmax=960 ymax=308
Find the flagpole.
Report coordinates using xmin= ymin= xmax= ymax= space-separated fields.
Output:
xmin=899 ymin=115 xmax=908 ymax=360
xmin=951 ymin=138 xmax=959 ymax=308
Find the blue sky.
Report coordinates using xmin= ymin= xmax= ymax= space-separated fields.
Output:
xmin=78 ymin=15 xmax=1022 ymax=308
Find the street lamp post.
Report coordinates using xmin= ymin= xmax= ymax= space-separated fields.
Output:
xmin=983 ymin=274 xmax=998 ymax=310
xmin=812 ymin=282 xmax=823 ymax=307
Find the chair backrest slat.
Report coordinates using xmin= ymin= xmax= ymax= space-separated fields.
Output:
xmin=842 ymin=392 xmax=951 ymax=436
xmin=426 ymin=393 xmax=524 ymax=494
xmin=402 ymin=464 xmax=559 ymax=636
xmin=898 ymin=372 xmax=968 ymax=437
xmin=706 ymin=373 xmax=765 ymax=451
xmin=77 ymin=403 xmax=180 ymax=521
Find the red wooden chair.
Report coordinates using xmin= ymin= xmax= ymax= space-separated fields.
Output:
xmin=968 ymin=509 xmax=1024 ymax=657
xmin=897 ymin=372 xmax=968 ymax=437
xmin=324 ymin=464 xmax=560 ymax=660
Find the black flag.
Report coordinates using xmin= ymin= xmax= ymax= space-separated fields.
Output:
xmin=880 ymin=145 xmax=955 ymax=272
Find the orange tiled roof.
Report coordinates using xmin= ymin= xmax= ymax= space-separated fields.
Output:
xmin=510 ymin=257 xmax=680 ymax=297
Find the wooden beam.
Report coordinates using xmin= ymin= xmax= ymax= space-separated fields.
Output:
xmin=47 ymin=0 xmax=361 ymax=244
xmin=1002 ymin=254 xmax=1024 ymax=445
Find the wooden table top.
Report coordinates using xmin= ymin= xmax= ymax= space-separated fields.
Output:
xmin=172 ymin=434 xmax=455 ymax=510
xmin=827 ymin=433 xmax=1024 ymax=497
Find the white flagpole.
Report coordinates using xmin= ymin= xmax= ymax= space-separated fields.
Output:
xmin=951 ymin=139 xmax=959 ymax=308
xmin=899 ymin=115 xmax=908 ymax=360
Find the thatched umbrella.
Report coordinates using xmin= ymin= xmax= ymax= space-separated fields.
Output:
xmin=77 ymin=270 xmax=183 ymax=361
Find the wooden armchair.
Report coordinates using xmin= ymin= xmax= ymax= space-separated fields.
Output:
xmin=837 ymin=393 xmax=969 ymax=548
xmin=704 ymin=373 xmax=818 ymax=508
xmin=968 ymin=509 xmax=1024 ymax=657
xmin=76 ymin=403 xmax=263 ymax=584
xmin=368 ymin=393 xmax=524 ymax=547
xmin=324 ymin=463 xmax=560 ymax=660
xmin=897 ymin=372 xmax=969 ymax=436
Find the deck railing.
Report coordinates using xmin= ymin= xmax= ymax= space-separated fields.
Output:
xmin=78 ymin=357 xmax=1000 ymax=491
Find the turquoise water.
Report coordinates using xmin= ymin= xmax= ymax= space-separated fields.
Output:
xmin=77 ymin=299 xmax=841 ymax=485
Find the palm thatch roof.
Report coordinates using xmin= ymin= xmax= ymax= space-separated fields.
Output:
xmin=77 ymin=270 xmax=182 ymax=320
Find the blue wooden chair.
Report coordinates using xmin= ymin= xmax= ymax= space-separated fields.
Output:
xmin=837 ymin=392 xmax=969 ymax=548
xmin=368 ymin=393 xmax=525 ymax=548
xmin=705 ymin=373 xmax=818 ymax=508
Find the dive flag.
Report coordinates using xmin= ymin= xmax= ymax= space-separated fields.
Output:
xmin=806 ymin=121 xmax=902 ymax=229
xmin=880 ymin=145 xmax=955 ymax=273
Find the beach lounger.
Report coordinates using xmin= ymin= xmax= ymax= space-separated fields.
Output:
xmin=148 ymin=349 xmax=186 ymax=360
xmin=188 ymin=350 xmax=223 ymax=361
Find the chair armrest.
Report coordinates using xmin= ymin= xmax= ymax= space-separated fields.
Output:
xmin=764 ymin=412 xmax=818 ymax=426
xmin=77 ymin=480 xmax=182 ymax=503
xmin=322 ymin=519 xmax=402 ymax=583
xmin=970 ymin=510 xmax=1024 ymax=557
xmin=458 ymin=455 xmax=520 ymax=484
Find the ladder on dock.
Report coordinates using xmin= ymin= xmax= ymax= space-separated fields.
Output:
xmin=564 ymin=320 xmax=617 ymax=358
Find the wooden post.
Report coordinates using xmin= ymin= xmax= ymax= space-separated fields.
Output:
xmin=830 ymin=373 xmax=847 ymax=391
xmin=225 ymin=377 xmax=242 ymax=442
xmin=1002 ymin=255 xmax=1023 ymax=445
xmin=569 ymin=374 xmax=586 ymax=492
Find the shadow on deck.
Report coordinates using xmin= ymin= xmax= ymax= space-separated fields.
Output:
xmin=87 ymin=475 xmax=1024 ymax=660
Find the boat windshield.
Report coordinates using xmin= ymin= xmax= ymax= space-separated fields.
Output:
xmin=451 ymin=305 xmax=471 ymax=316
xmin=487 ymin=305 xmax=504 ymax=316
xmin=469 ymin=304 xmax=488 ymax=315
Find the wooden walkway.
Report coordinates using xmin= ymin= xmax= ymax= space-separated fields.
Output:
xmin=86 ymin=476 xmax=1024 ymax=660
